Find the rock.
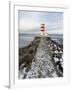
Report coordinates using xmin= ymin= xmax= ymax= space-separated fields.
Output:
xmin=56 ymin=61 xmax=63 ymax=73
xmin=19 ymin=36 xmax=63 ymax=79
xmin=26 ymin=37 xmax=58 ymax=78
xmin=54 ymin=57 xmax=59 ymax=63
xmin=54 ymin=50 xmax=58 ymax=54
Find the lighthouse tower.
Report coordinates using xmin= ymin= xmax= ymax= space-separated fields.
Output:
xmin=40 ymin=24 xmax=48 ymax=37
xmin=40 ymin=24 xmax=45 ymax=36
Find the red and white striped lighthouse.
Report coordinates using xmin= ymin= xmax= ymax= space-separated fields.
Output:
xmin=40 ymin=24 xmax=48 ymax=37
xmin=40 ymin=24 xmax=45 ymax=36
xmin=40 ymin=24 xmax=45 ymax=32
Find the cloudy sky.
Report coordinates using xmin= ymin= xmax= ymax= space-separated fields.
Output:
xmin=18 ymin=10 xmax=63 ymax=34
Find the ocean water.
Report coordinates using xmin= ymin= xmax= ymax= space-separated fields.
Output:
xmin=49 ymin=34 xmax=63 ymax=45
xmin=19 ymin=33 xmax=63 ymax=48
xmin=19 ymin=34 xmax=35 ymax=48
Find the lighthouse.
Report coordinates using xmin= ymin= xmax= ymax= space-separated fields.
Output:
xmin=40 ymin=24 xmax=48 ymax=37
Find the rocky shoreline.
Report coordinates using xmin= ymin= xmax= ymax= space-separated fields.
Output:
xmin=19 ymin=36 xmax=63 ymax=79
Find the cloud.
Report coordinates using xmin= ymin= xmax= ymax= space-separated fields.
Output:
xmin=19 ymin=11 xmax=63 ymax=34
xmin=19 ymin=19 xmax=39 ymax=30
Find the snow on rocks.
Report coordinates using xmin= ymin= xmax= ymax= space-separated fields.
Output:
xmin=19 ymin=67 xmax=28 ymax=79
xmin=46 ymin=37 xmax=63 ymax=76
xmin=26 ymin=37 xmax=58 ymax=78
xmin=19 ymin=37 xmax=63 ymax=79
xmin=54 ymin=50 xmax=58 ymax=54
xmin=54 ymin=57 xmax=59 ymax=63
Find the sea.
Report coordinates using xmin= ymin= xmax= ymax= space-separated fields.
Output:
xmin=19 ymin=33 xmax=63 ymax=48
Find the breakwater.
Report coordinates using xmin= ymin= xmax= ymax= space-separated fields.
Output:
xmin=19 ymin=36 xmax=63 ymax=79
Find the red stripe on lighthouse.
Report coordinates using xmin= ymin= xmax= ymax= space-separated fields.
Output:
xmin=40 ymin=24 xmax=45 ymax=32
xmin=41 ymin=30 xmax=44 ymax=31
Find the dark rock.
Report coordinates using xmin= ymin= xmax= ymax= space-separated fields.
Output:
xmin=19 ymin=37 xmax=41 ymax=69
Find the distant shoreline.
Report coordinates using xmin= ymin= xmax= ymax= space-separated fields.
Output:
xmin=19 ymin=33 xmax=63 ymax=35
